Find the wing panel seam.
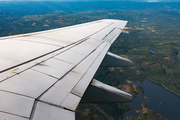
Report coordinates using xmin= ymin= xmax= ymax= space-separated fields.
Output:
xmin=34 ymin=42 xmax=104 ymax=101
xmin=0 ymin=22 xmax=114 ymax=74
xmin=0 ymin=111 xmax=29 ymax=119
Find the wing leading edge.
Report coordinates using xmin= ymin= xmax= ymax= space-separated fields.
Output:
xmin=0 ymin=19 xmax=133 ymax=120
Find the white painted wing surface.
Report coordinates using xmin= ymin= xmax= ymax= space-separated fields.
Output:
xmin=0 ymin=19 xmax=128 ymax=120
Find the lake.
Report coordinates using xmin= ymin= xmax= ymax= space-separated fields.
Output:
xmin=123 ymin=79 xmax=180 ymax=120
xmin=149 ymin=49 xmax=158 ymax=53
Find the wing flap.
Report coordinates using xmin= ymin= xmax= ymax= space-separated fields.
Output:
xmin=0 ymin=69 xmax=57 ymax=98
xmin=39 ymin=41 xmax=106 ymax=110
xmin=0 ymin=91 xmax=34 ymax=118
xmin=0 ymin=112 xmax=28 ymax=120
xmin=32 ymin=102 xmax=75 ymax=120
xmin=61 ymin=93 xmax=81 ymax=111
xmin=71 ymin=43 xmax=110 ymax=97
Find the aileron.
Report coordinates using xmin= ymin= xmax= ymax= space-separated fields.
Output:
xmin=0 ymin=69 xmax=57 ymax=98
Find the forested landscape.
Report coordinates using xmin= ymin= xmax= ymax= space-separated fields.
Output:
xmin=1 ymin=1 xmax=180 ymax=119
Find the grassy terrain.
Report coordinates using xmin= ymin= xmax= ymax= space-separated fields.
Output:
xmin=84 ymin=10 xmax=180 ymax=96
xmin=77 ymin=10 xmax=180 ymax=119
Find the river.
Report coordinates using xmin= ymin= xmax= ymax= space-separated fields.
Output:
xmin=123 ymin=79 xmax=180 ymax=120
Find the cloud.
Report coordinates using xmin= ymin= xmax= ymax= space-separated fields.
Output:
xmin=0 ymin=0 xmax=137 ymax=1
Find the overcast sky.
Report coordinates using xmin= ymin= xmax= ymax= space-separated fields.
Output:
xmin=0 ymin=0 xmax=179 ymax=2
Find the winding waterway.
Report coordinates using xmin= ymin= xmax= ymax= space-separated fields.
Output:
xmin=123 ymin=79 xmax=180 ymax=120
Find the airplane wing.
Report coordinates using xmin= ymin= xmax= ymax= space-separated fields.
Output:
xmin=0 ymin=19 xmax=133 ymax=120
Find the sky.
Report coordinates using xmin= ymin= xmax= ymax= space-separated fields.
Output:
xmin=0 ymin=0 xmax=179 ymax=2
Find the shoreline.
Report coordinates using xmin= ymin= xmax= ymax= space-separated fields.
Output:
xmin=146 ymin=78 xmax=180 ymax=97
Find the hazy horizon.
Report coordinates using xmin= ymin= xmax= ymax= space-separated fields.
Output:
xmin=0 ymin=0 xmax=180 ymax=2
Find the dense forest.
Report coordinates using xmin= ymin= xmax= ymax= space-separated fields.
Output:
xmin=1 ymin=5 xmax=180 ymax=119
